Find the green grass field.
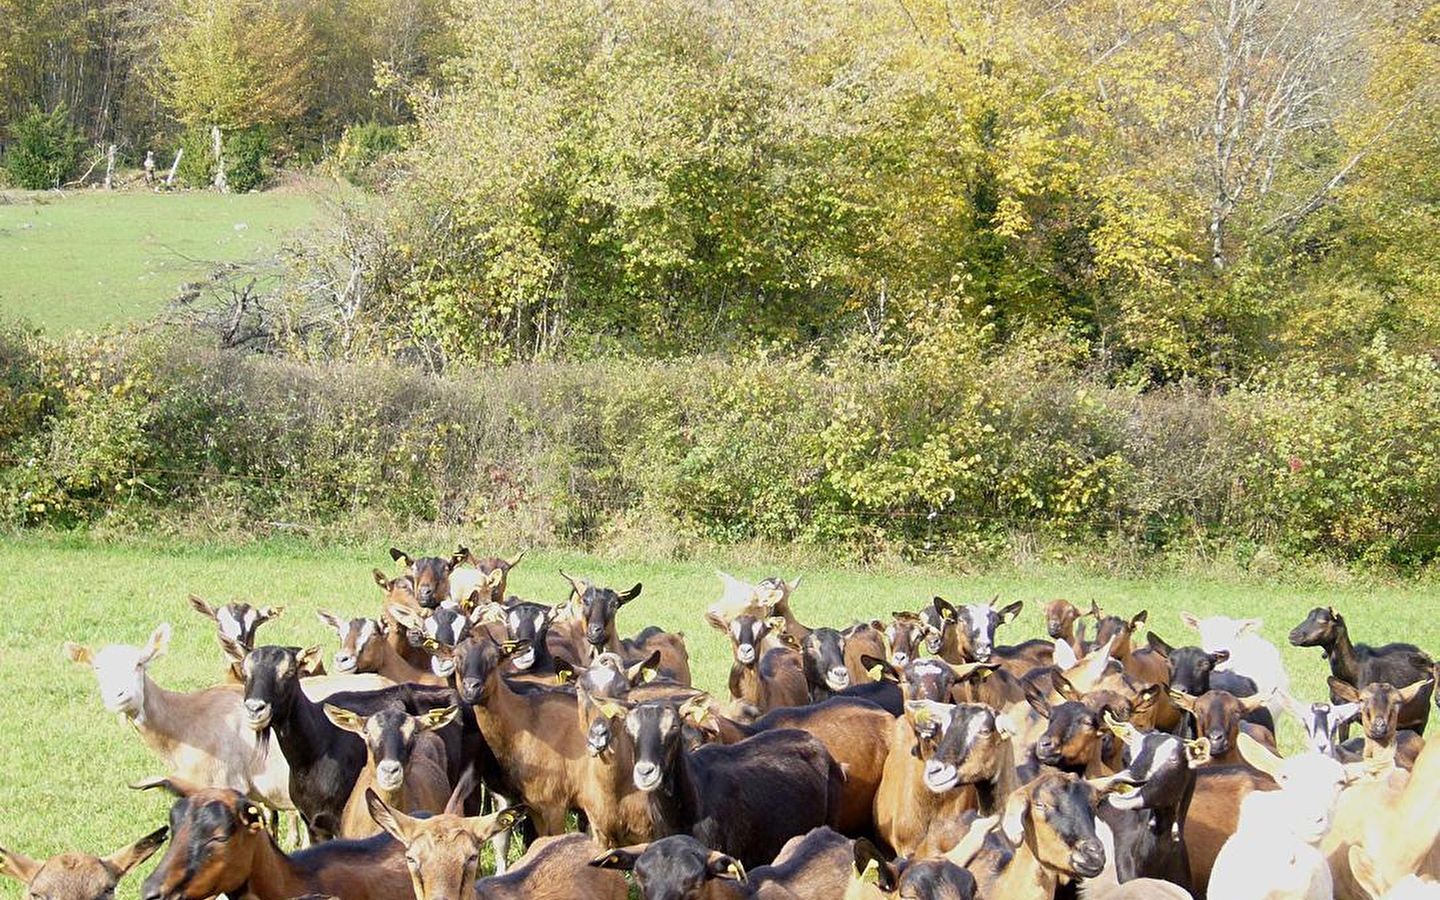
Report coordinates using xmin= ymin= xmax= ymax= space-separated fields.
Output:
xmin=0 ymin=186 xmax=331 ymax=333
xmin=0 ymin=532 xmax=1435 ymax=895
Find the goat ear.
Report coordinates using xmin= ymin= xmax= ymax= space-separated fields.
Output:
xmin=449 ymin=548 xmax=468 ymax=567
xmin=932 ymin=597 xmax=956 ymax=622
xmin=237 ymin=802 xmax=266 ymax=832
xmin=102 ymin=825 xmax=169 ymax=877
xmin=618 ymin=583 xmax=643 ymax=605
xmin=1000 ymin=791 xmax=1029 ymax=845
xmin=1024 ymin=681 xmax=1052 ymax=719
xmin=999 ymin=600 xmax=1023 ymax=624
xmin=140 ymin=623 xmax=172 ymax=665
xmin=1236 ymin=732 xmax=1285 ymax=780
xmin=188 ymin=595 xmax=218 ymax=620
xmin=485 ymin=567 xmax=506 ymax=589
xmin=1398 ymin=677 xmax=1434 ymax=705
xmin=129 ymin=775 xmax=201 ymax=798
xmin=1168 ymin=689 xmax=1198 ymax=713
xmin=1053 ymin=674 xmax=1084 ymax=703
xmin=705 ymin=851 xmax=744 ymax=882
xmin=953 ymin=661 xmax=999 ymax=682
xmin=500 ymin=639 xmax=531 ymax=659
xmin=861 ymin=654 xmax=899 ymax=683
xmin=852 ymin=839 xmax=897 ymax=891
xmin=590 ymin=846 xmax=645 ymax=871
xmin=388 ymin=604 xmax=426 ymax=633
xmin=1208 ymin=649 xmax=1230 ymax=667
xmin=1236 ymin=618 xmax=1262 ymax=635
xmin=63 ymin=641 xmax=94 ymax=665
xmin=504 ymin=549 xmax=526 ymax=570
xmin=1052 ymin=639 xmax=1079 ymax=670
xmin=1145 ymin=632 xmax=1173 ymax=658
xmin=1185 ymin=737 xmax=1213 ymax=766
xmin=0 ymin=846 xmax=41 ymax=884
xmin=389 ymin=547 xmax=412 ymax=566
xmin=1179 ymin=612 xmax=1201 ymax=631
xmin=365 ymin=789 xmax=415 ymax=845
xmin=488 ymin=804 xmax=529 ymax=833
xmin=678 ymin=695 xmax=712 ymax=726
xmin=372 ymin=569 xmax=390 ymax=590
xmin=627 ymin=650 xmax=662 ymax=685
xmin=297 ymin=646 xmax=323 ymax=673
xmin=323 ymin=704 xmax=366 ymax=734
xmin=1347 ymin=846 xmax=1389 ymax=900
xmin=444 ymin=768 xmax=478 ymax=816
xmin=1129 ymin=610 xmax=1148 ymax=631
xmin=417 ymin=706 xmax=458 ymax=731
xmin=1237 ymin=693 xmax=1268 ymax=715
xmin=1328 ymin=676 xmax=1362 ymax=704
xmin=316 ymin=611 xmax=346 ymax=639
xmin=258 ymin=606 xmax=284 ymax=622
xmin=705 ymin=611 xmax=731 ymax=634
xmin=217 ymin=633 xmax=248 ymax=665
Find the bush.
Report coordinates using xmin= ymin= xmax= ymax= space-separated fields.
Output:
xmin=4 ymin=326 xmax=1440 ymax=568
xmin=4 ymin=105 xmax=84 ymax=189
xmin=174 ymin=127 xmax=270 ymax=191
xmin=333 ymin=121 xmax=402 ymax=185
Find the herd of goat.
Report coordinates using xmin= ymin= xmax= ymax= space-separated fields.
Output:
xmin=10 ymin=546 xmax=1440 ymax=900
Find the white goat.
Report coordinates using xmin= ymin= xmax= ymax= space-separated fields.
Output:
xmin=1208 ymin=734 xmax=1350 ymax=900
xmin=65 ymin=623 xmax=294 ymax=815
xmin=1181 ymin=612 xmax=1290 ymax=724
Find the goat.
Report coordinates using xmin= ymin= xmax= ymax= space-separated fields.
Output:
xmin=881 ymin=612 xmax=928 ymax=668
xmin=1094 ymin=719 xmax=1205 ymax=888
xmin=0 ymin=827 xmax=167 ymax=900
xmin=317 ymin=612 xmax=444 ymax=685
xmin=1330 ymin=677 xmax=1431 ymax=770
xmin=1178 ymin=612 xmax=1289 ymax=728
xmin=970 ymin=771 xmax=1115 ymax=899
xmin=65 ymin=624 xmax=294 ymax=819
xmin=1023 ymin=676 xmax=1123 ymax=778
xmin=137 ymin=777 xmax=410 ymax=900
xmin=800 ymin=627 xmax=852 ymax=700
xmin=687 ymin=695 xmax=893 ymax=839
xmin=1045 ymin=598 xmax=1087 ymax=657
xmin=1168 ymin=689 xmax=1277 ymax=765
xmin=496 ymin=600 xmax=565 ymax=679
xmin=325 ymin=705 xmax=456 ymax=838
xmin=1282 ymin=691 xmax=1362 ymax=758
xmin=924 ymin=597 xmax=1050 ymax=674
xmin=365 ymin=777 xmax=531 ymax=900
xmin=1145 ymin=632 xmax=1271 ymax=733
xmin=1290 ymin=607 xmax=1434 ymax=735
xmin=232 ymin=642 xmax=463 ymax=843
xmin=189 ymin=595 xmax=284 ymax=681
xmin=592 ymin=827 xmax=859 ymax=900
xmin=1207 ymin=734 xmax=1352 ymax=900
xmin=1184 ymin=760 xmax=1279 ymax=897
xmin=449 ymin=547 xmax=526 ymax=609
xmin=617 ymin=698 xmax=843 ymax=868
xmin=561 ymin=571 xmax=692 ymax=684
xmin=873 ymin=700 xmax=986 ymax=857
xmin=478 ymin=833 xmax=628 ymax=900
xmin=390 ymin=547 xmax=467 ymax=609
xmin=847 ymin=842 xmax=980 ymax=900
xmin=448 ymin=634 xmax=587 ymax=834
xmin=388 ymin=605 xmax=474 ymax=682
xmin=1348 ymin=845 xmax=1440 ymax=900
xmin=707 ymin=613 xmax=809 ymax=717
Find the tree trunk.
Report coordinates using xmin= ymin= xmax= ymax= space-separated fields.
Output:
xmin=211 ymin=125 xmax=228 ymax=193
xmin=104 ymin=143 xmax=116 ymax=190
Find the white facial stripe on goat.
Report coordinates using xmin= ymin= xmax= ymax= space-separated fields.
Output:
xmin=962 ymin=711 xmax=987 ymax=745
xmin=533 ymin=611 xmax=545 ymax=632
xmin=508 ymin=610 xmax=522 ymax=633
xmin=355 ymin=619 xmax=377 ymax=653
xmin=588 ymin=665 xmax=620 ymax=692
xmin=964 ymin=606 xmax=994 ymax=642
xmin=913 ymin=660 xmax=945 ymax=677
xmin=731 ymin=620 xmax=745 ymax=641
xmin=216 ymin=607 xmax=246 ymax=641
xmin=1139 ymin=736 xmax=1181 ymax=781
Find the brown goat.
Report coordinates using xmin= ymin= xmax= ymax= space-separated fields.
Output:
xmin=1169 ymin=688 xmax=1277 ymax=765
xmin=189 ymin=596 xmax=285 ymax=682
xmin=450 ymin=548 xmax=526 ymax=610
xmin=1182 ymin=763 xmax=1279 ymax=896
xmin=476 ymin=833 xmax=629 ymax=900
xmin=972 ymin=771 xmax=1114 ymax=899
xmin=317 ymin=612 xmax=445 ymax=685
xmin=1331 ymin=676 xmax=1432 ymax=770
xmin=366 ymin=779 xmax=528 ymax=900
xmin=874 ymin=702 xmax=979 ymax=856
xmin=137 ymin=777 xmax=411 ymax=900
xmin=325 ymin=705 xmax=456 ymax=838
xmin=0 ymin=828 xmax=167 ymax=900
xmin=707 ymin=613 xmax=809 ymax=718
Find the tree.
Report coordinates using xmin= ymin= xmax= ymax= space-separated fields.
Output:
xmin=156 ymin=0 xmax=311 ymax=187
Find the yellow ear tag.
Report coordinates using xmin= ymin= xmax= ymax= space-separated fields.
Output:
xmin=914 ymin=708 xmax=932 ymax=726
xmin=642 ymin=668 xmax=657 ymax=684
xmin=868 ymin=664 xmax=885 ymax=680
xmin=860 ymin=860 xmax=881 ymax=884
xmin=557 ymin=670 xmax=574 ymax=684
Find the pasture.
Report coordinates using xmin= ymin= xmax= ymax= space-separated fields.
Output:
xmin=0 ymin=186 xmax=329 ymax=333
xmin=1 ymin=532 xmax=1435 ymax=895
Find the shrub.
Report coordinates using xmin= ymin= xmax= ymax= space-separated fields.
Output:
xmin=333 ymin=121 xmax=402 ymax=185
xmin=174 ymin=127 xmax=269 ymax=191
xmin=4 ymin=105 xmax=84 ymax=189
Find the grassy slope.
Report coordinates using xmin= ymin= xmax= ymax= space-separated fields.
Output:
xmin=0 ymin=186 xmax=329 ymax=333
xmin=0 ymin=533 xmax=1435 ymax=893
